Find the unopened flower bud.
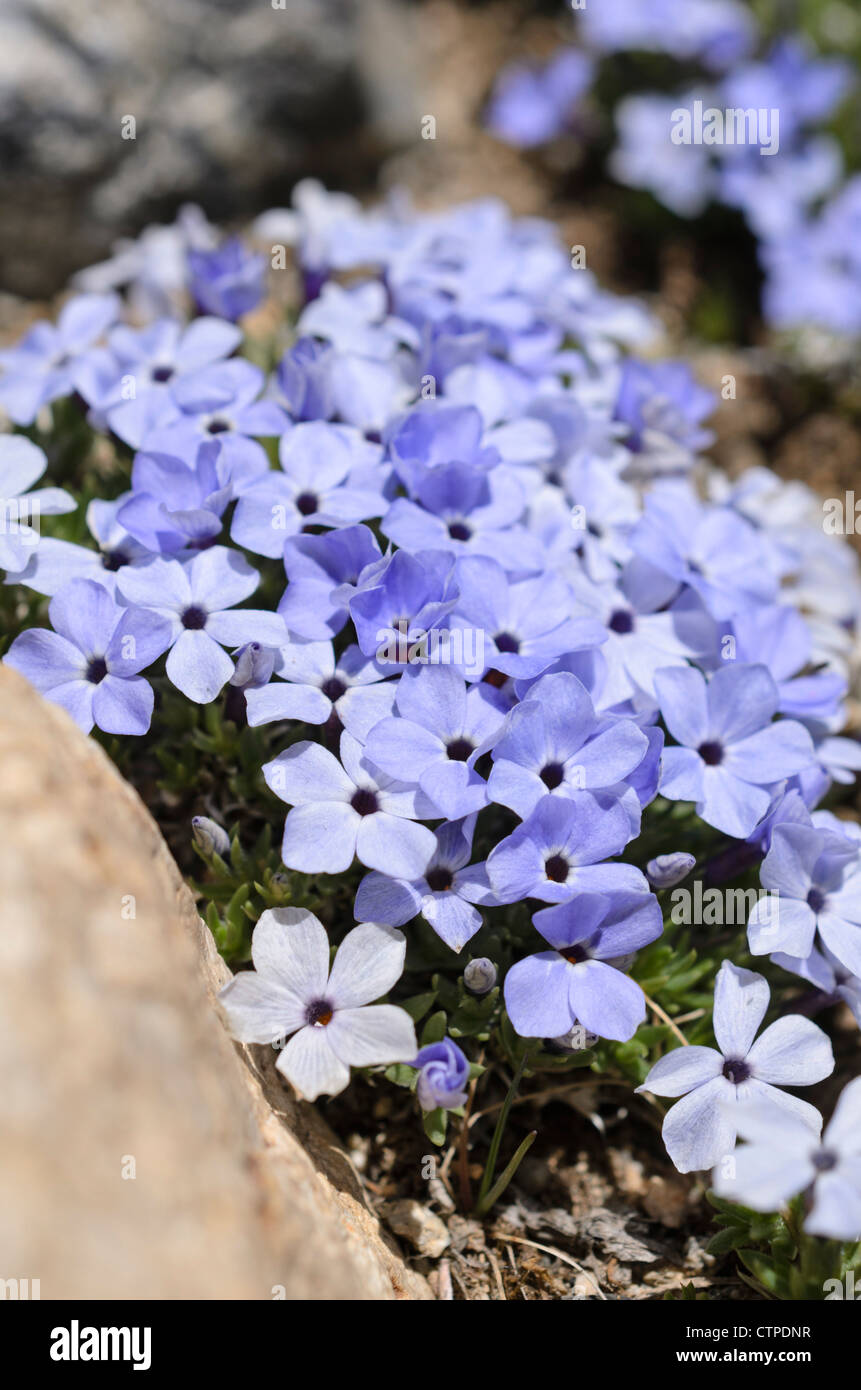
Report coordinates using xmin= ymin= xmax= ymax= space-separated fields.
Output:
xmin=646 ymin=852 xmax=696 ymax=888
xmin=230 ymin=641 xmax=276 ymax=691
xmin=412 ymin=1038 xmax=470 ymax=1111
xmin=464 ymin=957 xmax=497 ymax=995
xmin=192 ymin=815 xmax=230 ymax=858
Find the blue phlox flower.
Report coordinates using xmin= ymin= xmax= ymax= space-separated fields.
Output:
xmin=505 ymin=889 xmax=662 ymax=1042
xmin=4 ymin=577 xmax=171 ymax=734
xmin=355 ymin=817 xmax=499 ymax=952
xmin=638 ymin=960 xmax=834 ymax=1173
xmin=218 ymin=907 xmax=417 ymax=1101
xmin=363 ymin=663 xmax=507 ymax=819
xmin=246 ymin=638 xmax=395 ymax=742
xmin=115 ymin=546 xmax=288 ymax=702
xmin=263 ymin=729 xmax=438 ymax=878
xmin=655 ymin=662 xmax=815 ymax=838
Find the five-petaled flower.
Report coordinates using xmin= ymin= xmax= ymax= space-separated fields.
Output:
xmin=218 ymin=907 xmax=417 ymax=1101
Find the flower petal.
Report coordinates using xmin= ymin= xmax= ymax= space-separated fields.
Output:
xmin=166 ymin=628 xmax=234 ymax=702
xmin=281 ymin=801 xmax=359 ymax=873
xmin=504 ymin=952 xmax=576 ymax=1038
xmin=218 ymin=971 xmax=306 ymax=1043
xmin=263 ymin=740 xmax=354 ymax=805
xmin=326 ymin=1003 xmax=417 ymax=1067
xmin=638 ymin=1045 xmax=723 ymax=1097
xmin=661 ymin=1075 xmax=737 ymax=1173
xmin=747 ymin=1015 xmax=834 ymax=1086
xmin=327 ymin=923 xmax=406 ymax=1008
xmin=251 ymin=906 xmax=330 ymax=1000
xmin=356 ymin=812 xmax=436 ymax=879
xmin=275 ymin=1025 xmax=350 ymax=1100
xmin=713 ymin=961 xmax=770 ymax=1060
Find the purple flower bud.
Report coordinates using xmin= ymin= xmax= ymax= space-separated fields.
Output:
xmin=412 ymin=1038 xmax=470 ymax=1111
xmin=191 ymin=815 xmax=230 ymax=858
xmin=229 ymin=642 xmax=277 ymax=691
xmin=188 ymin=237 xmax=266 ymax=321
xmin=464 ymin=957 xmax=497 ymax=995
xmin=646 ymin=852 xmax=696 ymax=888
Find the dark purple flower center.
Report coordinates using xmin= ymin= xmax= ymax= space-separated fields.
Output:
xmin=182 ymin=606 xmax=208 ymax=630
xmin=608 ymin=609 xmax=634 ymax=634
xmin=207 ymin=416 xmax=232 ymax=435
xmin=296 ymin=492 xmax=318 ymax=516
xmin=151 ymin=364 xmax=174 ymax=383
xmin=448 ymin=521 xmax=471 ymax=541
xmin=494 ymin=631 xmax=520 ymax=654
xmin=811 ymin=1149 xmax=837 ymax=1173
xmin=446 ymin=737 xmax=473 ymax=762
xmin=559 ymin=943 xmax=588 ymax=965
xmin=321 ymin=676 xmax=347 ymax=701
xmin=544 ymin=853 xmax=570 ymax=883
xmin=540 ymin=761 xmax=565 ymax=790
xmin=807 ymin=887 xmax=826 ymax=914
xmin=698 ymin=740 xmax=724 ymax=766
xmin=305 ymin=998 xmax=334 ymax=1027
xmin=101 ymin=548 xmax=129 ymax=572
xmin=351 ymin=788 xmax=379 ymax=816
xmin=722 ymin=1058 xmax=751 ymax=1085
xmin=86 ymin=656 xmax=108 ymax=684
xmin=426 ymin=865 xmax=454 ymax=892
xmin=484 ymin=669 xmax=508 ymax=689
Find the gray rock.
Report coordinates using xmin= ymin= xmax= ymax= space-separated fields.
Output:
xmin=0 ymin=0 xmax=422 ymax=296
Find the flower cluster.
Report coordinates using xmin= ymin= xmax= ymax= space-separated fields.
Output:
xmin=1 ymin=181 xmax=859 ymax=1237
xmin=485 ymin=4 xmax=860 ymax=336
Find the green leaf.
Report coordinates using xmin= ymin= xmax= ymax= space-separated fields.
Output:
xmin=400 ymin=991 xmax=437 ymax=1023
xmin=384 ymin=1063 xmax=418 ymax=1089
xmin=420 ymin=1010 xmax=448 ymax=1046
xmin=476 ymin=1131 xmax=536 ymax=1216
xmin=422 ymin=1107 xmax=448 ymax=1146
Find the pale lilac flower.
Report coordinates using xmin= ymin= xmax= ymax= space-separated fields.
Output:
xmin=115 ymin=547 xmax=288 ymax=702
xmin=655 ymin=663 xmax=815 ymax=839
xmin=188 ymin=237 xmax=266 ymax=321
xmin=487 ymin=671 xmax=650 ymax=819
xmin=246 ymin=639 xmax=395 ymax=742
xmin=354 ymin=817 xmax=499 ymax=952
xmin=638 ymin=962 xmax=833 ymax=1173
xmin=100 ymin=316 xmax=242 ymax=448
xmin=263 ymin=731 xmax=437 ymax=878
xmin=486 ymin=791 xmax=645 ymax=904
xmin=505 ymin=890 xmax=662 ymax=1042
xmin=713 ymin=1077 xmax=861 ymax=1240
xmin=748 ymin=819 xmax=861 ymax=976
xmin=0 ymin=293 xmax=118 ymax=424
xmin=218 ymin=908 xmax=417 ymax=1101
xmin=231 ymin=421 xmax=387 ymax=558
xmin=4 ymin=578 xmax=170 ymax=735
xmin=5 ymin=492 xmax=151 ymax=597
xmin=0 ymin=437 xmax=75 ymax=574
xmin=364 ymin=664 xmax=507 ymax=819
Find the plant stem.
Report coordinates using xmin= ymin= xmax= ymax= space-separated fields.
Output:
xmin=476 ymin=1050 xmax=529 ymax=1214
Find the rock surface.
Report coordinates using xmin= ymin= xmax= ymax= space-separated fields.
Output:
xmin=0 ymin=664 xmax=431 ymax=1300
xmin=0 ymin=0 xmax=423 ymax=297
